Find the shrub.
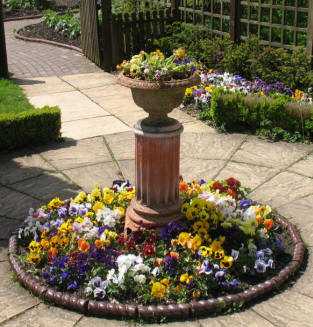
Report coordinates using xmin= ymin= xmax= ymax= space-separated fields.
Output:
xmin=0 ymin=106 xmax=61 ymax=150
xmin=209 ymin=88 xmax=313 ymax=142
xmin=3 ymin=0 xmax=48 ymax=9
xmin=43 ymin=9 xmax=81 ymax=39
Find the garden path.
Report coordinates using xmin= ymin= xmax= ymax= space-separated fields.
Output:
xmin=3 ymin=18 xmax=101 ymax=79
xmin=0 ymin=72 xmax=313 ymax=326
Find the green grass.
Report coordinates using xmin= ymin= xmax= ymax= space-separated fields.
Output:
xmin=0 ymin=79 xmax=34 ymax=115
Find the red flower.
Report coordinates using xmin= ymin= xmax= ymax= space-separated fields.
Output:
xmin=226 ymin=177 xmax=240 ymax=190
xmin=226 ymin=188 xmax=236 ymax=198
xmin=117 ymin=237 xmax=126 ymax=244
xmin=126 ymin=240 xmax=136 ymax=252
xmin=147 ymin=234 xmax=157 ymax=244
xmin=212 ymin=182 xmax=227 ymax=193
xmin=142 ymin=243 xmax=156 ymax=257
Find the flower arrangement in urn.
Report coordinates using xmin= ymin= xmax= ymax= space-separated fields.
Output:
xmin=117 ymin=48 xmax=198 ymax=81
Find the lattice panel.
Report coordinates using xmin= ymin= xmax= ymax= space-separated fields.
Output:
xmin=239 ymin=0 xmax=310 ymax=49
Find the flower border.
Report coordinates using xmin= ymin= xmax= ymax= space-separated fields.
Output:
xmin=8 ymin=212 xmax=304 ymax=321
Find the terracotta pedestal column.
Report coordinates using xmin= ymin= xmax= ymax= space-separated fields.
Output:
xmin=125 ymin=119 xmax=183 ymax=232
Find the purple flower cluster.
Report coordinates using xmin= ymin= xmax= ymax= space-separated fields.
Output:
xmin=246 ymin=78 xmax=293 ymax=96
xmin=159 ymin=221 xmax=184 ymax=241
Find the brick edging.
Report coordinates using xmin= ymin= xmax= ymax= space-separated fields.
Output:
xmin=8 ymin=214 xmax=305 ymax=321
xmin=14 ymin=29 xmax=82 ymax=53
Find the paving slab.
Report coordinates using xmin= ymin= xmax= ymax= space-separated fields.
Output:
xmin=10 ymin=172 xmax=80 ymax=203
xmin=216 ymin=161 xmax=278 ymax=190
xmin=64 ymin=162 xmax=123 ymax=192
xmin=0 ymin=241 xmax=8 ymax=261
xmin=61 ymin=116 xmax=131 ymax=140
xmin=289 ymin=247 xmax=313 ymax=298
xmin=181 ymin=121 xmax=216 ymax=133
xmin=288 ymin=153 xmax=313 ymax=177
xmin=0 ymin=217 xmax=23 ymax=240
xmin=82 ymin=84 xmax=131 ymax=98
xmin=199 ymin=310 xmax=275 ymax=327
xmin=150 ymin=320 xmax=199 ymax=327
xmin=276 ymin=194 xmax=313 ymax=247
xmin=0 ymin=187 xmax=42 ymax=220
xmin=180 ymin=158 xmax=225 ymax=182
xmin=0 ymin=303 xmax=82 ymax=327
xmin=0 ymin=261 xmax=40 ymax=324
xmin=232 ymin=136 xmax=313 ymax=169
xmin=76 ymin=316 xmax=129 ymax=327
xmin=17 ymin=76 xmax=75 ymax=97
xmin=104 ymin=131 xmax=135 ymax=161
xmin=118 ymin=159 xmax=135 ymax=184
xmin=252 ymin=290 xmax=313 ymax=327
xmin=0 ymin=151 xmax=55 ymax=185
xmin=28 ymin=91 xmax=110 ymax=123
xmin=116 ymin=110 xmax=147 ymax=128
xmin=39 ymin=137 xmax=112 ymax=170
xmin=250 ymin=172 xmax=313 ymax=208
xmin=61 ymin=72 xmax=117 ymax=90
xmin=180 ymin=133 xmax=246 ymax=160
xmin=169 ymin=108 xmax=195 ymax=123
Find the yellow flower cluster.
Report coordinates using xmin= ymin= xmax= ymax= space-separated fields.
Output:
xmin=151 ymin=278 xmax=169 ymax=298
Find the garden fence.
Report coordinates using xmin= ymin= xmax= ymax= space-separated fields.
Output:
xmin=80 ymin=0 xmax=176 ymax=71
xmin=80 ymin=0 xmax=313 ymax=71
xmin=140 ymin=0 xmax=313 ymax=56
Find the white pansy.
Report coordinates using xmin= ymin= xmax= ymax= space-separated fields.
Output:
xmin=134 ymin=274 xmax=146 ymax=284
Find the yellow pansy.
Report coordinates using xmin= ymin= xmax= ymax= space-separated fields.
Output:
xmin=93 ymin=201 xmax=104 ymax=213
xmin=178 ymin=232 xmax=191 ymax=247
xmin=27 ymin=253 xmax=41 ymax=265
xmin=90 ymin=184 xmax=102 ymax=202
xmin=197 ymin=227 xmax=210 ymax=240
xmin=199 ymin=209 xmax=209 ymax=221
xmin=214 ymin=249 xmax=225 ymax=260
xmin=185 ymin=88 xmax=193 ymax=97
xmin=199 ymin=246 xmax=213 ymax=257
xmin=180 ymin=272 xmax=193 ymax=285
xmin=74 ymin=217 xmax=84 ymax=223
xmin=151 ymin=282 xmax=167 ymax=298
xmin=220 ymin=256 xmax=234 ymax=269
xmin=181 ymin=203 xmax=189 ymax=215
xmin=28 ymin=240 xmax=40 ymax=253
xmin=102 ymin=188 xmax=115 ymax=205
xmin=186 ymin=207 xmax=198 ymax=221
xmin=39 ymin=239 xmax=50 ymax=251
xmin=187 ymin=235 xmax=202 ymax=252
xmin=114 ymin=206 xmax=125 ymax=217
xmin=48 ymin=197 xmax=64 ymax=210
xmin=73 ymin=191 xmax=88 ymax=203
xmin=193 ymin=221 xmax=204 ymax=232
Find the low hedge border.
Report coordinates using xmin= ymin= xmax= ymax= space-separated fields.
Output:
xmin=0 ymin=106 xmax=61 ymax=150
xmin=8 ymin=213 xmax=305 ymax=321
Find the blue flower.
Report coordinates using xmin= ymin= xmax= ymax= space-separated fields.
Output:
xmin=254 ymin=259 xmax=267 ymax=273
xmin=67 ymin=280 xmax=78 ymax=291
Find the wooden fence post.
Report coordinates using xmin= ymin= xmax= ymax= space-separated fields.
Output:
xmin=101 ymin=0 xmax=112 ymax=72
xmin=171 ymin=0 xmax=179 ymax=21
xmin=307 ymin=0 xmax=313 ymax=63
xmin=0 ymin=0 xmax=8 ymax=78
xmin=230 ymin=0 xmax=240 ymax=43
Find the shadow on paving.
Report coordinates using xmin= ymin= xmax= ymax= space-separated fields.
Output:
xmin=0 ymin=139 xmax=81 ymax=241
xmin=10 ymin=77 xmax=45 ymax=86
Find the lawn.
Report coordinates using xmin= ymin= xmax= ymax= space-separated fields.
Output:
xmin=0 ymin=78 xmax=34 ymax=114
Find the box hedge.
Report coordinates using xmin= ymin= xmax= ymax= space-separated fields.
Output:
xmin=209 ymin=88 xmax=313 ymax=141
xmin=0 ymin=106 xmax=61 ymax=150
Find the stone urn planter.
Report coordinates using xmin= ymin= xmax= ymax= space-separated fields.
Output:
xmin=117 ymin=72 xmax=200 ymax=232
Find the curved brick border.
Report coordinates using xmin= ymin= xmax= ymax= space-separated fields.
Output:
xmin=14 ymin=29 xmax=82 ymax=53
xmin=8 ymin=213 xmax=305 ymax=321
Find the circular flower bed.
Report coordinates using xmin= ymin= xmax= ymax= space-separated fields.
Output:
xmin=9 ymin=178 xmax=305 ymax=321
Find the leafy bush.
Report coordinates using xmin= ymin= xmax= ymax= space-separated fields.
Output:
xmin=154 ymin=23 xmax=313 ymax=90
xmin=0 ymin=106 xmax=61 ymax=150
xmin=208 ymin=88 xmax=313 ymax=142
xmin=3 ymin=0 xmax=48 ymax=9
xmin=43 ymin=9 xmax=81 ymax=39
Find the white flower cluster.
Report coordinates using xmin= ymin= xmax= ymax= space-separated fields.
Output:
xmin=96 ymin=207 xmax=120 ymax=228
xmin=18 ymin=208 xmax=47 ymax=239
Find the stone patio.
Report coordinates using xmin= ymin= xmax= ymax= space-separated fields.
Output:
xmin=0 ymin=72 xmax=313 ymax=326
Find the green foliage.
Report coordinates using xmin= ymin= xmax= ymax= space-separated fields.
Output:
xmin=3 ymin=0 xmax=48 ymax=9
xmin=209 ymin=88 xmax=313 ymax=142
xmin=43 ymin=9 xmax=81 ymax=39
xmin=155 ymin=23 xmax=313 ymax=90
xmin=0 ymin=79 xmax=34 ymax=114
xmin=0 ymin=106 xmax=61 ymax=150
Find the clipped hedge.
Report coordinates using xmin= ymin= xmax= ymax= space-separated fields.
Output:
xmin=0 ymin=106 xmax=61 ymax=150
xmin=208 ymin=88 xmax=313 ymax=141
